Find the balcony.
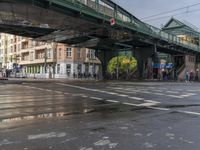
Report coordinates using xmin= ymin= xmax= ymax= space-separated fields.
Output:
xmin=19 ymin=58 xmax=54 ymax=65
xmin=19 ymin=60 xmax=31 ymax=65
xmin=20 ymin=47 xmax=33 ymax=53
xmin=21 ymin=37 xmax=29 ymax=42
xmin=34 ymin=44 xmax=52 ymax=51
xmin=34 ymin=58 xmax=54 ymax=64
xmin=85 ymin=57 xmax=101 ymax=64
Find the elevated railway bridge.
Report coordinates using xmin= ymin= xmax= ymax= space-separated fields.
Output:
xmin=0 ymin=0 xmax=200 ymax=79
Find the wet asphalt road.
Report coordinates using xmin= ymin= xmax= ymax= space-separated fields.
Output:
xmin=1 ymin=80 xmax=200 ymax=150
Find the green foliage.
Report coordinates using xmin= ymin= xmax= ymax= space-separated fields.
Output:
xmin=107 ymin=56 xmax=137 ymax=74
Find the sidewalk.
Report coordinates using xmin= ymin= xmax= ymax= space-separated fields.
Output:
xmin=1 ymin=77 xmax=199 ymax=85
xmin=0 ymin=77 xmax=100 ymax=84
xmin=0 ymin=77 xmax=8 ymax=80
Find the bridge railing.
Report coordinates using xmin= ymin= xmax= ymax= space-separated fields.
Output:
xmin=144 ymin=24 xmax=199 ymax=51
xmin=57 ymin=0 xmax=200 ymax=52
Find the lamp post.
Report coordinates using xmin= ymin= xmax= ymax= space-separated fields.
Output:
xmin=44 ymin=47 xmax=47 ymax=74
xmin=196 ymin=68 xmax=199 ymax=81
xmin=52 ymin=43 xmax=58 ymax=79
xmin=116 ymin=54 xmax=119 ymax=80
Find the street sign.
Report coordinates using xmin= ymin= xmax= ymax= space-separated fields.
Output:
xmin=166 ymin=63 xmax=173 ymax=69
xmin=153 ymin=63 xmax=173 ymax=69
xmin=110 ymin=18 xmax=116 ymax=26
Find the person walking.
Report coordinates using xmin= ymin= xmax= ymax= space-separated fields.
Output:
xmin=185 ymin=71 xmax=190 ymax=83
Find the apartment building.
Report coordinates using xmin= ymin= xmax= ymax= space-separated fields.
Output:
xmin=0 ymin=33 xmax=101 ymax=79
xmin=0 ymin=33 xmax=8 ymax=69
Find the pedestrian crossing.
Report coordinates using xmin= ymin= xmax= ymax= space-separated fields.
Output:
xmin=107 ymin=85 xmax=197 ymax=100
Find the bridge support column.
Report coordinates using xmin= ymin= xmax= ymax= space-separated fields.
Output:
xmin=134 ymin=47 xmax=155 ymax=79
xmin=196 ymin=55 xmax=200 ymax=81
xmin=96 ymin=50 xmax=116 ymax=79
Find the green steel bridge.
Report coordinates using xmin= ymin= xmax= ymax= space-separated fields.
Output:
xmin=0 ymin=0 xmax=200 ymax=55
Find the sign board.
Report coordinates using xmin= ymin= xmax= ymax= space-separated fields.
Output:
xmin=153 ymin=63 xmax=173 ymax=69
xmin=166 ymin=63 xmax=173 ymax=69
xmin=110 ymin=18 xmax=116 ymax=26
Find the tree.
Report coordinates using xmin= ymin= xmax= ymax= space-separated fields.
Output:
xmin=107 ymin=56 xmax=137 ymax=79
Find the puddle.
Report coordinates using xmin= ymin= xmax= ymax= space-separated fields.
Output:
xmin=0 ymin=102 xmax=137 ymax=124
xmin=91 ymin=127 xmax=106 ymax=132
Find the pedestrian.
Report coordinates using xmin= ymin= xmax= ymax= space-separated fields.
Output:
xmin=185 ymin=71 xmax=190 ymax=83
xmin=190 ymin=71 xmax=194 ymax=82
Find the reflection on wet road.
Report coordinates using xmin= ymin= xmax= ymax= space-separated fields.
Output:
xmin=0 ymin=84 xmax=114 ymax=123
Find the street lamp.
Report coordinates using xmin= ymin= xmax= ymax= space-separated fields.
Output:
xmin=44 ymin=47 xmax=47 ymax=74
xmin=196 ymin=68 xmax=199 ymax=81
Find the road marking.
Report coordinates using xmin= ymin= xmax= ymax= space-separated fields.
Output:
xmin=187 ymin=89 xmax=200 ymax=92
xmin=166 ymin=95 xmax=183 ymax=99
xmin=112 ymin=86 xmax=190 ymax=99
xmin=176 ymin=110 xmax=200 ymax=116
xmin=82 ymin=95 xmax=88 ymax=98
xmin=54 ymin=91 xmax=63 ymax=94
xmin=46 ymin=89 xmax=53 ymax=92
xmin=180 ymin=93 xmax=197 ymax=97
xmin=106 ymin=100 xmax=119 ymax=103
xmin=166 ymin=91 xmax=179 ymax=94
xmin=56 ymin=83 xmax=161 ymax=106
xmin=90 ymin=97 xmax=103 ymax=100
xmin=115 ymin=90 xmax=137 ymax=94
xmin=128 ymin=97 xmax=144 ymax=100
xmin=20 ymin=84 xmax=200 ymax=118
xmin=56 ymin=83 xmax=144 ymax=100
xmin=147 ymin=107 xmax=170 ymax=111
xmin=138 ymin=103 xmax=157 ymax=107
xmin=105 ymin=92 xmax=118 ymax=95
xmin=28 ymin=132 xmax=66 ymax=140
xmin=117 ymin=94 xmax=129 ymax=97
xmin=36 ymin=88 xmax=45 ymax=91
xmin=144 ymin=100 xmax=160 ymax=104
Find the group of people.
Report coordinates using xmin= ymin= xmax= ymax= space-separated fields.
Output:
xmin=0 ymin=69 xmax=12 ymax=78
xmin=185 ymin=70 xmax=198 ymax=82
xmin=72 ymin=72 xmax=99 ymax=80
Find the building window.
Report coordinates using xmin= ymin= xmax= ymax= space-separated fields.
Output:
xmin=30 ymin=52 xmax=34 ymax=61
xmin=77 ymin=64 xmax=82 ymax=73
xmin=87 ymin=49 xmax=95 ymax=59
xmin=10 ymin=46 xmax=13 ymax=53
xmin=22 ymin=53 xmax=29 ymax=61
xmin=66 ymin=64 xmax=71 ymax=75
xmin=66 ymin=48 xmax=72 ymax=58
xmin=77 ymin=48 xmax=81 ymax=58
xmin=57 ymin=64 xmax=60 ymax=74
xmin=189 ymin=56 xmax=195 ymax=62
xmin=18 ymin=44 xmax=21 ymax=50
xmin=47 ymin=49 xmax=51 ymax=58
xmin=36 ymin=50 xmax=45 ymax=59
xmin=59 ymin=48 xmax=62 ymax=59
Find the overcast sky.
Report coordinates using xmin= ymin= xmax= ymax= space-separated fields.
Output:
xmin=114 ymin=0 xmax=200 ymax=29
